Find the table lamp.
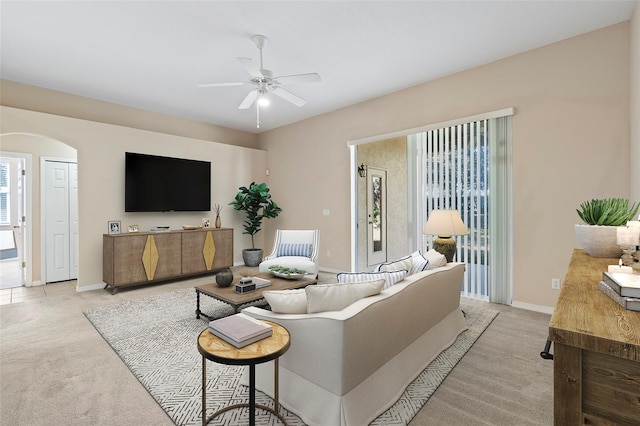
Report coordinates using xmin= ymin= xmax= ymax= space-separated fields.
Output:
xmin=423 ymin=209 xmax=469 ymax=262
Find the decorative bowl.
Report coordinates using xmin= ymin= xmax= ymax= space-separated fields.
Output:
xmin=272 ymin=271 xmax=305 ymax=280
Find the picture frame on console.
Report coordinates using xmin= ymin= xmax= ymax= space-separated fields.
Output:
xmin=108 ymin=220 xmax=121 ymax=235
xmin=202 ymin=218 xmax=212 ymax=228
xmin=127 ymin=224 xmax=140 ymax=233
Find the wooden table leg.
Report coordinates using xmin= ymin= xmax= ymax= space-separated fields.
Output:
xmin=554 ymin=343 xmax=582 ymax=425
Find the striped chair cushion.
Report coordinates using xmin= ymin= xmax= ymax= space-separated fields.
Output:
xmin=277 ymin=243 xmax=313 ymax=258
xmin=337 ymin=270 xmax=407 ymax=290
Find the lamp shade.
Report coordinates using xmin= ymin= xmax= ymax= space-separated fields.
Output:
xmin=423 ymin=209 xmax=469 ymax=237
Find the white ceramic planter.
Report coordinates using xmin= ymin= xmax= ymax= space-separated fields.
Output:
xmin=574 ymin=224 xmax=623 ymax=258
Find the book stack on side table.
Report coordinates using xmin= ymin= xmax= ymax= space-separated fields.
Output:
xmin=208 ymin=313 xmax=273 ymax=348
xmin=599 ymin=271 xmax=640 ymax=311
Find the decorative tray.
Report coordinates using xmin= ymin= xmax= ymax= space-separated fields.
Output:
xmin=182 ymin=225 xmax=203 ymax=230
xmin=271 ymin=271 xmax=306 ymax=280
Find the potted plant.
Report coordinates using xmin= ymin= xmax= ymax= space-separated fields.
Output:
xmin=229 ymin=182 xmax=282 ymax=266
xmin=575 ymin=198 xmax=639 ymax=257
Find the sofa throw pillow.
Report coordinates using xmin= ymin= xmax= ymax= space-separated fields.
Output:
xmin=424 ymin=249 xmax=447 ymax=269
xmin=409 ymin=251 xmax=430 ymax=275
xmin=375 ymin=255 xmax=413 ymax=275
xmin=306 ymin=279 xmax=385 ymax=314
xmin=277 ymin=243 xmax=313 ymax=258
xmin=337 ymin=270 xmax=407 ymax=290
xmin=263 ymin=289 xmax=308 ymax=314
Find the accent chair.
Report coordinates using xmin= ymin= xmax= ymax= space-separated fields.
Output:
xmin=258 ymin=229 xmax=320 ymax=279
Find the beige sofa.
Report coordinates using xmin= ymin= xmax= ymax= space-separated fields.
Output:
xmin=242 ymin=262 xmax=467 ymax=426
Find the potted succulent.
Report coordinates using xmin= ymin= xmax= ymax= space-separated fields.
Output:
xmin=575 ymin=198 xmax=639 ymax=257
xmin=229 ymin=182 xmax=282 ymax=266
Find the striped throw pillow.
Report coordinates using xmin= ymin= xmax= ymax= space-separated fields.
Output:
xmin=277 ymin=243 xmax=313 ymax=258
xmin=409 ymin=251 xmax=430 ymax=274
xmin=337 ymin=270 xmax=407 ymax=290
xmin=376 ymin=255 xmax=413 ymax=275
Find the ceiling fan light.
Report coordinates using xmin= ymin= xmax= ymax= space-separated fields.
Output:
xmin=258 ymin=96 xmax=270 ymax=107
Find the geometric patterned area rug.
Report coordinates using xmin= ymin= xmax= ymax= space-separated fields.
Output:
xmin=84 ymin=289 xmax=498 ymax=426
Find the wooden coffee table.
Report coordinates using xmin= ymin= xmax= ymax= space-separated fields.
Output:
xmin=195 ymin=272 xmax=317 ymax=319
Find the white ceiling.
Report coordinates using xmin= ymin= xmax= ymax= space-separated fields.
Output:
xmin=1 ymin=1 xmax=636 ymax=134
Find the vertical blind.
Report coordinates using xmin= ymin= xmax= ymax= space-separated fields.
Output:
xmin=409 ymin=114 xmax=512 ymax=303
xmin=423 ymin=120 xmax=490 ymax=299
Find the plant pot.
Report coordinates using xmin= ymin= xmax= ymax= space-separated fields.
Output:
xmin=215 ymin=270 xmax=233 ymax=287
xmin=242 ymin=248 xmax=263 ymax=267
xmin=574 ymin=224 xmax=623 ymax=258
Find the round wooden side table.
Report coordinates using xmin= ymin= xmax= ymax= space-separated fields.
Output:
xmin=197 ymin=321 xmax=290 ymax=426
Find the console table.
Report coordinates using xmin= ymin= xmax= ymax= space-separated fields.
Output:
xmin=548 ymin=249 xmax=640 ymax=425
xmin=103 ymin=227 xmax=233 ymax=293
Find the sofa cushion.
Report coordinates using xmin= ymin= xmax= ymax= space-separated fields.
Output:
xmin=424 ymin=249 xmax=447 ymax=269
xmin=337 ymin=270 xmax=407 ymax=290
xmin=277 ymin=243 xmax=313 ymax=258
xmin=409 ymin=251 xmax=430 ymax=274
xmin=263 ymin=289 xmax=308 ymax=314
xmin=375 ymin=255 xmax=413 ymax=274
xmin=306 ymin=279 xmax=385 ymax=313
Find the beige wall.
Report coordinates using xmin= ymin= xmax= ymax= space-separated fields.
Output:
xmin=1 ymin=80 xmax=260 ymax=150
xmin=0 ymin=107 xmax=265 ymax=289
xmin=260 ymin=23 xmax=632 ymax=310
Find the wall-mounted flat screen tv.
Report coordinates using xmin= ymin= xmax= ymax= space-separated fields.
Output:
xmin=125 ymin=152 xmax=211 ymax=212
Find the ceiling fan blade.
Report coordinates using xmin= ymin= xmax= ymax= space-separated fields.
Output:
xmin=197 ymin=82 xmax=248 ymax=88
xmin=238 ymin=90 xmax=258 ymax=109
xmin=276 ymin=73 xmax=321 ymax=84
xmin=237 ymin=57 xmax=263 ymax=79
xmin=272 ymin=87 xmax=306 ymax=107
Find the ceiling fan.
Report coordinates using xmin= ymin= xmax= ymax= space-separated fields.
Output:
xmin=198 ymin=34 xmax=321 ymax=115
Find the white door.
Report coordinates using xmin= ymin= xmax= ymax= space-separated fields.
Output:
xmin=44 ymin=160 xmax=78 ymax=282
xmin=367 ymin=167 xmax=387 ymax=266
xmin=0 ymin=156 xmax=26 ymax=288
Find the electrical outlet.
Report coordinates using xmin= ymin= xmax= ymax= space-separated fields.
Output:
xmin=326 ymin=250 xmax=331 ymax=258
xmin=551 ymin=278 xmax=561 ymax=290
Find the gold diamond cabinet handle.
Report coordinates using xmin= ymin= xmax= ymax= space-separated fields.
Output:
xmin=142 ymin=235 xmax=159 ymax=281
xmin=203 ymin=231 xmax=216 ymax=271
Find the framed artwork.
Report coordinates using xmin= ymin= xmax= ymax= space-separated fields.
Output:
xmin=127 ymin=224 xmax=140 ymax=233
xmin=108 ymin=220 xmax=121 ymax=235
xmin=202 ymin=218 xmax=212 ymax=228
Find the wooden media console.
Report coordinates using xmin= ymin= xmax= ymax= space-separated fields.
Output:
xmin=103 ymin=227 xmax=233 ymax=293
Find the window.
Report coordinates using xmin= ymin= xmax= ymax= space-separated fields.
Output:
xmin=409 ymin=112 xmax=512 ymax=304
xmin=0 ymin=162 xmax=9 ymax=225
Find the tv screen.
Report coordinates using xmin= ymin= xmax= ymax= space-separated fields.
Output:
xmin=125 ymin=152 xmax=211 ymax=212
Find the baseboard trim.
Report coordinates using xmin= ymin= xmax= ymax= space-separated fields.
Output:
xmin=77 ymin=282 xmax=107 ymax=292
xmin=511 ymin=300 xmax=554 ymax=315
xmin=318 ymin=266 xmax=342 ymax=274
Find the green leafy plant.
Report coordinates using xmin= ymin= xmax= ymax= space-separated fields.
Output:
xmin=229 ymin=182 xmax=282 ymax=249
xmin=268 ymin=264 xmax=306 ymax=277
xmin=577 ymin=198 xmax=639 ymax=226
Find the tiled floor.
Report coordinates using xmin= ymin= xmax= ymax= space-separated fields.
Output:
xmin=0 ymin=280 xmax=78 ymax=305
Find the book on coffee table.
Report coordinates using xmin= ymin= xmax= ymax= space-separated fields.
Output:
xmin=208 ymin=313 xmax=273 ymax=348
xmin=251 ymin=276 xmax=271 ymax=288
